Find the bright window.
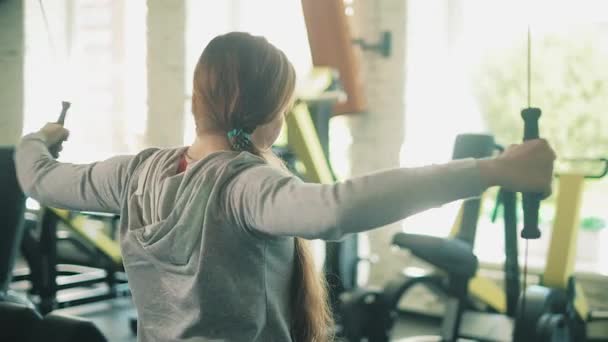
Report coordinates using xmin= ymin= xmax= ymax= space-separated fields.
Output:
xmin=23 ymin=0 xmax=147 ymax=163
xmin=402 ymin=0 xmax=608 ymax=275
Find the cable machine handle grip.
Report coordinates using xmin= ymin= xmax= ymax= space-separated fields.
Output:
xmin=520 ymin=107 xmax=542 ymax=239
xmin=49 ymin=101 xmax=71 ymax=159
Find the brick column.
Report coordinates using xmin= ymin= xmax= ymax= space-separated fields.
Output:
xmin=348 ymin=0 xmax=407 ymax=286
xmin=146 ymin=0 xmax=186 ymax=147
xmin=0 ymin=0 xmax=24 ymax=145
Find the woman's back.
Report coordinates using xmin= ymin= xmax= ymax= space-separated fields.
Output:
xmin=121 ymin=147 xmax=295 ymax=341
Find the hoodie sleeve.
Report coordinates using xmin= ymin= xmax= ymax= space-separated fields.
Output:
xmin=14 ymin=132 xmax=134 ymax=214
xmin=225 ymin=159 xmax=487 ymax=241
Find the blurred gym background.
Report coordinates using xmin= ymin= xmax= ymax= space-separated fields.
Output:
xmin=1 ymin=0 xmax=608 ymax=341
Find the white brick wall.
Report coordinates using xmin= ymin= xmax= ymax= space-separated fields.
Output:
xmin=347 ymin=0 xmax=408 ymax=286
xmin=0 ymin=0 xmax=23 ymax=145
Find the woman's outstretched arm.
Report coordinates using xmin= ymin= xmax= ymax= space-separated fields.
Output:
xmin=14 ymin=124 xmax=134 ymax=214
xmin=227 ymin=159 xmax=485 ymax=240
xmin=227 ymin=140 xmax=554 ymax=240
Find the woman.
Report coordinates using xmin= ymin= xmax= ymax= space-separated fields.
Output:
xmin=15 ymin=32 xmax=555 ymax=341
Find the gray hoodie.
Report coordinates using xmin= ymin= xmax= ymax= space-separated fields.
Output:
xmin=15 ymin=133 xmax=486 ymax=341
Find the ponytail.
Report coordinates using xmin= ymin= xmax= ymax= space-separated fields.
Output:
xmin=291 ymin=238 xmax=334 ymax=342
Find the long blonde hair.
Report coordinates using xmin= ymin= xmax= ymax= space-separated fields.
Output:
xmin=191 ymin=32 xmax=334 ymax=342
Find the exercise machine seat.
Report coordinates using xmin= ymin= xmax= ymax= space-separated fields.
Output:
xmin=392 ymin=233 xmax=478 ymax=279
xmin=0 ymin=301 xmax=42 ymax=342
xmin=0 ymin=300 xmax=107 ymax=342
xmin=29 ymin=313 xmax=108 ymax=342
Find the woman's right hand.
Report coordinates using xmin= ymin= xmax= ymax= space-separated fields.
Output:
xmin=478 ymin=139 xmax=556 ymax=196
xmin=39 ymin=123 xmax=70 ymax=158
xmin=39 ymin=123 xmax=70 ymax=147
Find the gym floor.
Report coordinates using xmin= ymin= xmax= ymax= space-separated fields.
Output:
xmin=54 ymin=297 xmax=440 ymax=341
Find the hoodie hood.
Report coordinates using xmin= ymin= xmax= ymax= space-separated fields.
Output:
xmin=124 ymin=148 xmax=264 ymax=267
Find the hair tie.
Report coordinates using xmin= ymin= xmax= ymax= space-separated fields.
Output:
xmin=227 ymin=128 xmax=253 ymax=151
